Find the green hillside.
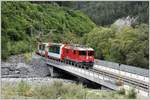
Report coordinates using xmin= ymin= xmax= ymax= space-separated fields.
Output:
xmin=56 ymin=1 xmax=149 ymax=26
xmin=1 ymin=1 xmax=149 ymax=69
xmin=84 ymin=24 xmax=148 ymax=68
xmin=1 ymin=1 xmax=95 ymax=59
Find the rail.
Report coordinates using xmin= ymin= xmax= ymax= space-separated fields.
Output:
xmin=90 ymin=68 xmax=149 ymax=92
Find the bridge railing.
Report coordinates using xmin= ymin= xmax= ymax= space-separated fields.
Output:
xmin=41 ymin=56 xmax=149 ymax=96
xmin=95 ymin=59 xmax=149 ymax=77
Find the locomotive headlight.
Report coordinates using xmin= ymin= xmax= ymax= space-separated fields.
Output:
xmin=86 ymin=56 xmax=89 ymax=60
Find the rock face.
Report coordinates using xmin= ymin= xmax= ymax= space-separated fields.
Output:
xmin=1 ymin=54 xmax=50 ymax=78
xmin=113 ymin=16 xmax=138 ymax=30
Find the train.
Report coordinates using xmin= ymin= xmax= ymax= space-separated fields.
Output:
xmin=36 ymin=42 xmax=94 ymax=69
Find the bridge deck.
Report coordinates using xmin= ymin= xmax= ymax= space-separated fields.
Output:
xmin=34 ymin=55 xmax=149 ymax=96
xmin=46 ymin=59 xmax=119 ymax=90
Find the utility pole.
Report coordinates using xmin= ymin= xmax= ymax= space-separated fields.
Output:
xmin=30 ymin=26 xmax=32 ymax=56
xmin=35 ymin=28 xmax=57 ymax=41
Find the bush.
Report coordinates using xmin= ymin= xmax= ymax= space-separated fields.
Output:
xmin=126 ymin=88 xmax=137 ymax=99
xmin=1 ymin=83 xmax=16 ymax=98
xmin=32 ymin=80 xmax=85 ymax=99
xmin=32 ymin=85 xmax=54 ymax=99
xmin=2 ymin=80 xmax=129 ymax=99
xmin=23 ymin=52 xmax=32 ymax=63
xmin=17 ymin=80 xmax=31 ymax=96
xmin=117 ymin=88 xmax=125 ymax=95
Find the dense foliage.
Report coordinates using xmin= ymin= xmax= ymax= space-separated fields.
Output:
xmin=57 ymin=1 xmax=149 ymax=26
xmin=1 ymin=1 xmax=95 ymax=59
xmin=1 ymin=1 xmax=149 ymax=68
xmin=84 ymin=24 xmax=148 ymax=68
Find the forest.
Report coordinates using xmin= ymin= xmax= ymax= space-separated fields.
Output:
xmin=1 ymin=1 xmax=149 ymax=69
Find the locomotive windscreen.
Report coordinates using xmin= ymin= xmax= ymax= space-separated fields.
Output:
xmin=88 ymin=51 xmax=94 ymax=56
xmin=79 ymin=51 xmax=86 ymax=56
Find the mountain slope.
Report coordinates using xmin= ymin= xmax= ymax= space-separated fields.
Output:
xmin=1 ymin=1 xmax=95 ymax=59
xmin=56 ymin=1 xmax=149 ymax=26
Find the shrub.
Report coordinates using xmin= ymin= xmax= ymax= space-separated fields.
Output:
xmin=2 ymin=80 xmax=128 ymax=99
xmin=1 ymin=83 xmax=16 ymax=98
xmin=24 ymin=52 xmax=32 ymax=63
xmin=117 ymin=88 xmax=125 ymax=95
xmin=32 ymin=85 xmax=54 ymax=99
xmin=126 ymin=88 xmax=137 ymax=99
xmin=17 ymin=80 xmax=31 ymax=96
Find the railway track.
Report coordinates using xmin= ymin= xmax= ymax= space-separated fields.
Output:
xmin=90 ymin=68 xmax=149 ymax=92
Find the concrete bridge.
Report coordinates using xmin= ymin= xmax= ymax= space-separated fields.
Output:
xmin=35 ymin=55 xmax=149 ymax=97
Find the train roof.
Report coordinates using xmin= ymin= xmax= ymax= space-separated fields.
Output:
xmin=43 ymin=43 xmax=48 ymax=45
xmin=73 ymin=47 xmax=94 ymax=51
xmin=44 ymin=42 xmax=94 ymax=51
xmin=49 ymin=43 xmax=63 ymax=46
xmin=40 ymin=43 xmax=49 ymax=45
xmin=64 ymin=44 xmax=94 ymax=51
xmin=41 ymin=43 xmax=62 ymax=46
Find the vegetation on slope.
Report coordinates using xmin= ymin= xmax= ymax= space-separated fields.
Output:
xmin=84 ymin=24 xmax=149 ymax=68
xmin=1 ymin=1 xmax=149 ymax=68
xmin=57 ymin=1 xmax=149 ymax=26
xmin=1 ymin=80 xmax=136 ymax=99
xmin=1 ymin=1 xmax=95 ymax=59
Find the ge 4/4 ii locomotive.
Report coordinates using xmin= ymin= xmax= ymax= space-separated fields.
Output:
xmin=36 ymin=43 xmax=94 ymax=69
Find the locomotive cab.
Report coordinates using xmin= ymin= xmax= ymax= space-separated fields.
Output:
xmin=78 ymin=50 xmax=94 ymax=68
xmin=62 ymin=44 xmax=94 ymax=69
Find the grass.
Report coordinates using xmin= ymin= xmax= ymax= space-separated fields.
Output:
xmin=126 ymin=88 xmax=137 ymax=99
xmin=17 ymin=80 xmax=31 ymax=96
xmin=1 ymin=80 xmax=136 ymax=99
xmin=23 ymin=52 xmax=33 ymax=63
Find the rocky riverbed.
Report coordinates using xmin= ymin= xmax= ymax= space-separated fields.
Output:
xmin=1 ymin=54 xmax=75 ymax=88
xmin=1 ymin=54 xmax=99 ymax=89
xmin=1 ymin=54 xmax=50 ymax=78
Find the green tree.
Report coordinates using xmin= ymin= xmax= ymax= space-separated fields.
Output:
xmin=1 ymin=1 xmax=95 ymax=59
xmin=84 ymin=27 xmax=115 ymax=59
xmin=110 ymin=24 xmax=148 ymax=68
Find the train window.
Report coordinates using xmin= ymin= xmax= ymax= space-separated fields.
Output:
xmin=88 ymin=51 xmax=94 ymax=56
xmin=49 ymin=47 xmax=53 ymax=52
xmin=39 ymin=45 xmax=45 ymax=50
xmin=66 ymin=49 xmax=69 ymax=54
xmin=74 ymin=50 xmax=76 ymax=54
xmin=79 ymin=51 xmax=86 ymax=56
xmin=39 ymin=45 xmax=42 ymax=50
xmin=49 ymin=46 xmax=60 ymax=54
xmin=42 ymin=45 xmax=45 ymax=50
xmin=55 ymin=46 xmax=60 ymax=54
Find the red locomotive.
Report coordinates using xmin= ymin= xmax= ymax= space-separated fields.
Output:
xmin=36 ymin=43 xmax=94 ymax=68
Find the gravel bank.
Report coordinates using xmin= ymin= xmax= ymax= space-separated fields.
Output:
xmin=1 ymin=54 xmax=50 ymax=78
xmin=1 ymin=54 xmax=76 ymax=89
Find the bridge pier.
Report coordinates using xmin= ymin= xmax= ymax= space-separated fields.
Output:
xmin=48 ymin=66 xmax=54 ymax=77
